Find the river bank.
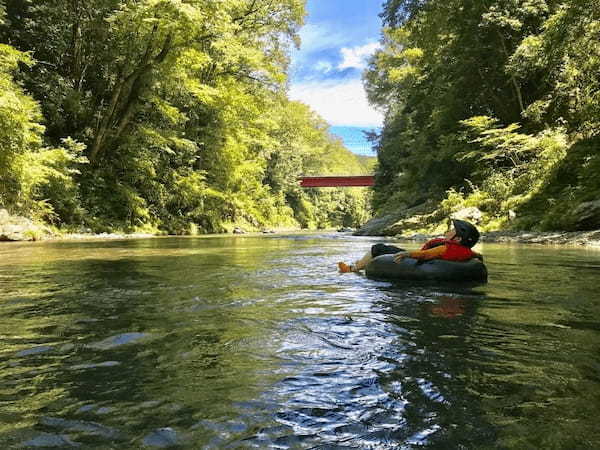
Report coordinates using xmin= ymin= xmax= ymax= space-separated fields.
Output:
xmin=354 ymin=205 xmax=600 ymax=248
xmin=392 ymin=230 xmax=600 ymax=248
xmin=0 ymin=209 xmax=155 ymax=243
xmin=0 ymin=208 xmax=304 ymax=243
xmin=0 ymin=229 xmax=297 ymax=243
xmin=4 ymin=227 xmax=600 ymax=249
xmin=4 ymin=209 xmax=600 ymax=247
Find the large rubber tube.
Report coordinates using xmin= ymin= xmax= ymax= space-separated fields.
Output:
xmin=365 ymin=255 xmax=488 ymax=282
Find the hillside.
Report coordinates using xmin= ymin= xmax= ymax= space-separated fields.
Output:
xmin=361 ymin=0 xmax=600 ymax=235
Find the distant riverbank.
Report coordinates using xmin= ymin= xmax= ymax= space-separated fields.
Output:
xmin=0 ymin=209 xmax=312 ymax=243
xmin=4 ymin=207 xmax=600 ymax=247
xmin=5 ymin=228 xmax=600 ymax=249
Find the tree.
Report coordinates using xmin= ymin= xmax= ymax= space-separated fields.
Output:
xmin=365 ymin=0 xmax=557 ymax=215
xmin=0 ymin=42 xmax=85 ymax=221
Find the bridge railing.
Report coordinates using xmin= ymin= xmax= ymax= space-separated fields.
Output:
xmin=299 ymin=176 xmax=374 ymax=187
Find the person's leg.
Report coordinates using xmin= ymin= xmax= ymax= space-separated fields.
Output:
xmin=338 ymin=251 xmax=371 ymax=272
xmin=351 ymin=251 xmax=374 ymax=270
xmin=338 ymin=244 xmax=405 ymax=273
xmin=371 ymin=243 xmax=404 ymax=257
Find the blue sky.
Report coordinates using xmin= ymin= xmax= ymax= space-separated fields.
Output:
xmin=289 ymin=0 xmax=385 ymax=130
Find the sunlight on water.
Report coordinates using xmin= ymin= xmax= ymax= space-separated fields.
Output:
xmin=1 ymin=234 xmax=599 ymax=448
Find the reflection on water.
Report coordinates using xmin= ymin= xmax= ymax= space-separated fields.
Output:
xmin=1 ymin=235 xmax=599 ymax=448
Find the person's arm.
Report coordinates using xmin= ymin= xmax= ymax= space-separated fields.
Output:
xmin=394 ymin=245 xmax=447 ymax=262
xmin=421 ymin=238 xmax=446 ymax=250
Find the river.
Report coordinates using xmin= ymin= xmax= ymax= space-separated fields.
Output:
xmin=1 ymin=234 xmax=599 ymax=448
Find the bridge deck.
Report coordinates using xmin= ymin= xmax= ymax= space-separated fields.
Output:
xmin=299 ymin=176 xmax=374 ymax=187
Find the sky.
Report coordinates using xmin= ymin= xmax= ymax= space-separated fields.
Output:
xmin=288 ymin=0 xmax=385 ymax=145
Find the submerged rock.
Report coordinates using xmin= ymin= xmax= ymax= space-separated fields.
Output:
xmin=70 ymin=361 xmax=120 ymax=370
xmin=40 ymin=416 xmax=121 ymax=440
xmin=142 ymin=427 xmax=180 ymax=447
xmin=16 ymin=345 xmax=54 ymax=357
xmin=87 ymin=332 xmax=148 ymax=350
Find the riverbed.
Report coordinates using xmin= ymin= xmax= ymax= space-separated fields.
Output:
xmin=1 ymin=234 xmax=599 ymax=448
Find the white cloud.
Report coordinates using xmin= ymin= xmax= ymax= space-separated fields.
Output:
xmin=314 ymin=60 xmax=333 ymax=73
xmin=289 ymin=79 xmax=384 ymax=127
xmin=297 ymin=23 xmax=347 ymax=54
xmin=290 ymin=23 xmax=347 ymax=80
xmin=338 ymin=42 xmax=381 ymax=71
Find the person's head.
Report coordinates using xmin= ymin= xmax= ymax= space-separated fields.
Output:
xmin=444 ymin=219 xmax=480 ymax=248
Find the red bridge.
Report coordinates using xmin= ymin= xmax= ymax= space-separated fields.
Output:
xmin=299 ymin=175 xmax=374 ymax=188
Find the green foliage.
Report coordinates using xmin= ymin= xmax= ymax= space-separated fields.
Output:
xmin=0 ymin=0 xmax=372 ymax=234
xmin=436 ymin=119 xmax=568 ymax=229
xmin=508 ymin=0 xmax=600 ymax=137
xmin=0 ymin=43 xmax=85 ymax=222
xmin=513 ymin=136 xmax=600 ymax=230
xmin=17 ymin=138 xmax=87 ymax=223
xmin=367 ymin=0 xmax=600 ymax=232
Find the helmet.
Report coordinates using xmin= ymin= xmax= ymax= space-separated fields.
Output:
xmin=452 ymin=219 xmax=479 ymax=248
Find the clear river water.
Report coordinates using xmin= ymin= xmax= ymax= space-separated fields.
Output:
xmin=1 ymin=234 xmax=599 ymax=449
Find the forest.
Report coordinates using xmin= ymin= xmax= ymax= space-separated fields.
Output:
xmin=0 ymin=0 xmax=372 ymax=236
xmin=2 ymin=0 xmax=599 ymax=238
xmin=366 ymin=0 xmax=600 ymax=233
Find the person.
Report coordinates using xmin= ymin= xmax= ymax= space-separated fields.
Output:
xmin=338 ymin=219 xmax=482 ymax=273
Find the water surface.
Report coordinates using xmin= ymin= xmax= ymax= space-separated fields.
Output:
xmin=1 ymin=234 xmax=599 ymax=448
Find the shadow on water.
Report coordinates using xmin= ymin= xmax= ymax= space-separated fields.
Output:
xmin=0 ymin=240 xmax=283 ymax=447
xmin=0 ymin=255 xmax=173 ymax=447
xmin=373 ymin=285 xmax=497 ymax=448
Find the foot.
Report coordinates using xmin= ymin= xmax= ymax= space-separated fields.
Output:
xmin=338 ymin=262 xmax=354 ymax=273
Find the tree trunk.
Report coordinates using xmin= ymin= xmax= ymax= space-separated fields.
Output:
xmin=113 ymin=72 xmax=150 ymax=142
xmin=69 ymin=0 xmax=84 ymax=90
xmin=88 ymin=32 xmax=173 ymax=163
xmin=89 ymin=78 xmax=126 ymax=162
xmin=497 ymin=31 xmax=525 ymax=115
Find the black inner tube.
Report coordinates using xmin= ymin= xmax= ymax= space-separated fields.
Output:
xmin=365 ymin=255 xmax=488 ymax=282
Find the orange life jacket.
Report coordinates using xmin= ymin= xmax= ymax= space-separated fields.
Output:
xmin=421 ymin=238 xmax=475 ymax=261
